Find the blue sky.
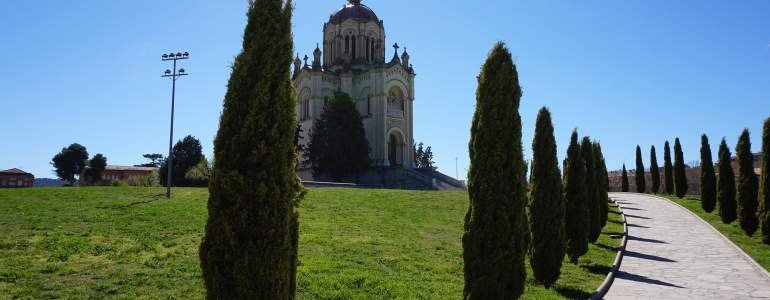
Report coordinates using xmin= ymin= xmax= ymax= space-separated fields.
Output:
xmin=1 ymin=0 xmax=769 ymax=179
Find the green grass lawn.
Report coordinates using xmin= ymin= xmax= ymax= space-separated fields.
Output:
xmin=665 ymin=195 xmax=770 ymax=272
xmin=0 ymin=187 xmax=623 ymax=299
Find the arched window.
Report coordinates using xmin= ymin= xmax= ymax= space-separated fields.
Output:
xmin=387 ymin=87 xmax=405 ymax=117
xmin=352 ymin=35 xmax=357 ymax=58
xmin=345 ymin=36 xmax=350 ymax=54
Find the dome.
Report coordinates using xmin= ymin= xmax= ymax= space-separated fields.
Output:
xmin=329 ymin=0 xmax=379 ymax=24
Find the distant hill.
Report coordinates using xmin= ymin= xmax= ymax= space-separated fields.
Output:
xmin=34 ymin=178 xmax=64 ymax=187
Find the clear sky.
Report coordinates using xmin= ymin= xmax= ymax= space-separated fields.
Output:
xmin=1 ymin=0 xmax=769 ymax=179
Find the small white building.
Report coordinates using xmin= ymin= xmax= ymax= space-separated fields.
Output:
xmin=294 ymin=0 xmax=416 ymax=168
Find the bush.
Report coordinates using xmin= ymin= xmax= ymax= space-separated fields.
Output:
xmin=127 ymin=173 xmax=160 ymax=187
xmin=110 ymin=180 xmax=127 ymax=187
xmin=673 ymin=138 xmax=688 ymax=198
xmin=700 ymin=134 xmax=717 ymax=213
xmin=717 ymin=139 xmax=737 ymax=224
xmin=528 ymin=107 xmax=565 ymax=288
xmin=736 ymin=129 xmax=759 ymax=236
xmin=306 ymin=91 xmax=371 ymax=181
xmin=635 ymin=145 xmax=646 ymax=193
xmin=564 ymin=131 xmax=589 ymax=264
xmin=463 ymin=42 xmax=527 ymax=299
xmin=199 ymin=0 xmax=304 ymax=298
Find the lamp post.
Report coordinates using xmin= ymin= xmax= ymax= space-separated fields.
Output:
xmin=162 ymin=52 xmax=189 ymax=198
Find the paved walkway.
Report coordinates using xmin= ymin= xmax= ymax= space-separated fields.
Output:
xmin=605 ymin=193 xmax=770 ymax=300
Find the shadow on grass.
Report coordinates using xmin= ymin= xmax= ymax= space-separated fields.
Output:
xmin=555 ymin=286 xmax=593 ymax=299
xmin=96 ymin=193 xmax=166 ymax=209
xmin=593 ymin=243 xmax=621 ymax=252
xmin=616 ymin=271 xmax=684 ymax=288
xmin=581 ymin=264 xmax=612 ymax=275
xmin=603 ymin=231 xmax=625 ymax=239
xmin=624 ymin=251 xmax=676 ymax=263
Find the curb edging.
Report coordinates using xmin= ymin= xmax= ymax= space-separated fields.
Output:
xmin=589 ymin=196 xmax=629 ymax=300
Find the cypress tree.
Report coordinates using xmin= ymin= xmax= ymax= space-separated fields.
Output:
xmin=673 ymin=138 xmax=689 ymax=198
xmin=736 ymin=129 xmax=759 ymax=236
xmin=594 ymin=142 xmax=610 ymax=230
xmin=718 ymin=139 xmax=737 ymax=224
xmin=635 ymin=145 xmax=646 ymax=193
xmin=528 ymin=107 xmax=565 ymax=288
xmin=650 ymin=146 xmax=660 ymax=194
xmin=700 ymin=134 xmax=717 ymax=213
xmin=760 ymin=118 xmax=770 ymax=244
xmin=664 ymin=141 xmax=674 ymax=195
xmin=199 ymin=1 xmax=304 ymax=298
xmin=564 ymin=131 xmax=589 ymax=264
xmin=621 ymin=164 xmax=629 ymax=192
xmin=582 ymin=137 xmax=601 ymax=243
xmin=463 ymin=42 xmax=526 ymax=299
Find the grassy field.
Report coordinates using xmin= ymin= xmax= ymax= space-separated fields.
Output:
xmin=665 ymin=195 xmax=770 ymax=272
xmin=0 ymin=187 xmax=623 ymax=299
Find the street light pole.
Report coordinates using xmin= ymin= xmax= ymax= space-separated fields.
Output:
xmin=162 ymin=52 xmax=189 ymax=198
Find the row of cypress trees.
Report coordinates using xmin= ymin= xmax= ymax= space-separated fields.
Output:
xmin=463 ymin=43 xmax=611 ymax=298
xmin=699 ymin=126 xmax=767 ymax=240
xmin=625 ymin=139 xmax=688 ymax=197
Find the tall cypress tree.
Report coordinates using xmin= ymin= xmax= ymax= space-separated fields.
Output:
xmin=760 ymin=118 xmax=770 ymax=244
xmin=528 ymin=107 xmax=565 ymax=288
xmin=664 ymin=141 xmax=674 ymax=195
xmin=718 ymin=139 xmax=737 ymax=224
xmin=650 ymin=146 xmax=660 ymax=194
xmin=635 ymin=145 xmax=646 ymax=193
xmin=463 ymin=42 xmax=526 ymax=299
xmin=564 ymin=131 xmax=589 ymax=263
xmin=673 ymin=138 xmax=689 ymax=198
xmin=594 ymin=142 xmax=610 ymax=230
xmin=621 ymin=164 xmax=629 ymax=193
xmin=736 ymin=129 xmax=759 ymax=236
xmin=199 ymin=1 xmax=304 ymax=298
xmin=700 ymin=134 xmax=717 ymax=213
xmin=582 ymin=137 xmax=601 ymax=243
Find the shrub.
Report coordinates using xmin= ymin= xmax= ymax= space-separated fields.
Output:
xmin=760 ymin=118 xmax=770 ymax=244
xmin=635 ymin=145 xmax=646 ymax=193
xmin=463 ymin=42 xmax=527 ymax=299
xmin=199 ymin=0 xmax=305 ymax=298
xmin=127 ymin=173 xmax=160 ymax=187
xmin=528 ymin=107 xmax=565 ymax=288
xmin=564 ymin=131 xmax=589 ymax=264
xmin=650 ymin=146 xmax=660 ymax=194
xmin=736 ymin=129 xmax=759 ymax=236
xmin=717 ymin=139 xmax=737 ymax=224
xmin=700 ymin=134 xmax=717 ymax=213
xmin=664 ymin=141 xmax=674 ymax=195
xmin=673 ymin=138 xmax=688 ymax=198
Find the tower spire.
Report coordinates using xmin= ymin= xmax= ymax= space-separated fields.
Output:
xmin=348 ymin=0 xmax=361 ymax=5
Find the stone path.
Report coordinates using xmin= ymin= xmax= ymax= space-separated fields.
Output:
xmin=605 ymin=193 xmax=770 ymax=300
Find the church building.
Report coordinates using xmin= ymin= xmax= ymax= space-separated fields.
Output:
xmin=293 ymin=0 xmax=416 ymax=168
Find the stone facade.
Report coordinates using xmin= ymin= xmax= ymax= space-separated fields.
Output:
xmin=293 ymin=0 xmax=416 ymax=168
